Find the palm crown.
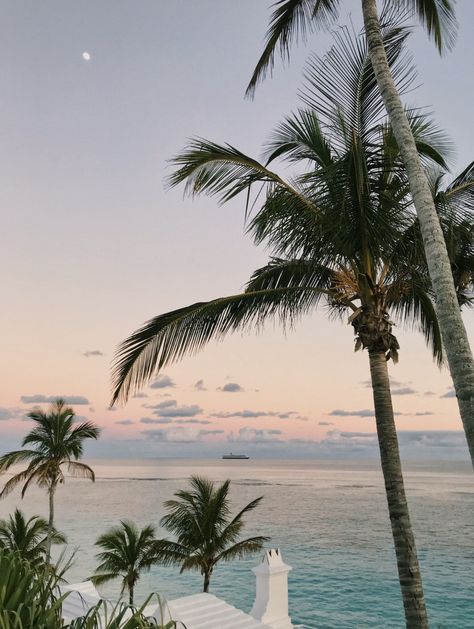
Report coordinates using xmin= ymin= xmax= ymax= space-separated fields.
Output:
xmin=155 ymin=476 xmax=270 ymax=592
xmin=0 ymin=399 xmax=100 ymax=499
xmin=0 ymin=398 xmax=100 ymax=563
xmin=92 ymin=520 xmax=158 ymax=606
xmin=111 ymin=24 xmax=473 ymax=404
xmin=0 ymin=508 xmax=66 ymax=567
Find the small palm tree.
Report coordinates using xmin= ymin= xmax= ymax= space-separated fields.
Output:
xmin=154 ymin=476 xmax=269 ymax=593
xmin=0 ymin=508 xmax=66 ymax=567
xmin=92 ymin=520 xmax=158 ymax=606
xmin=0 ymin=398 xmax=100 ymax=563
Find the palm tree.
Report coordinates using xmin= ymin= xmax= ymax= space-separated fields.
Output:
xmin=111 ymin=27 xmax=474 ymax=627
xmin=0 ymin=508 xmax=66 ymax=567
xmin=92 ymin=520 xmax=158 ymax=606
xmin=154 ymin=476 xmax=269 ymax=593
xmin=245 ymin=0 xmax=474 ymax=470
xmin=0 ymin=398 xmax=100 ymax=563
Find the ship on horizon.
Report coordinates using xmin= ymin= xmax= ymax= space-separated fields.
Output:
xmin=222 ymin=453 xmax=250 ymax=460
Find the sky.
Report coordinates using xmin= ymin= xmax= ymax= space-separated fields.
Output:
xmin=0 ymin=0 xmax=473 ymax=460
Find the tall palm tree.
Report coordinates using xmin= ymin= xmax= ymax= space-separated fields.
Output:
xmin=111 ymin=27 xmax=473 ymax=627
xmin=245 ymin=0 xmax=474 ymax=470
xmin=92 ymin=520 xmax=158 ymax=606
xmin=0 ymin=508 xmax=66 ymax=568
xmin=154 ymin=476 xmax=269 ymax=593
xmin=0 ymin=398 xmax=100 ymax=563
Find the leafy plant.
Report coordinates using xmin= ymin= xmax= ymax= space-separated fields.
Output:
xmin=0 ymin=547 xmax=67 ymax=629
xmin=0 ymin=399 xmax=100 ymax=563
xmin=0 ymin=508 xmax=66 ymax=567
xmin=92 ymin=521 xmax=158 ymax=606
xmin=155 ymin=476 xmax=269 ymax=592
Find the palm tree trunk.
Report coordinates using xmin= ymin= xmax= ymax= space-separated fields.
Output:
xmin=361 ymin=0 xmax=474 ymax=470
xmin=129 ymin=583 xmax=134 ymax=606
xmin=369 ymin=350 xmax=428 ymax=628
xmin=203 ymin=571 xmax=211 ymax=593
xmin=45 ymin=483 xmax=56 ymax=564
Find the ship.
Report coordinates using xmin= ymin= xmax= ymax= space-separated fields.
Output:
xmin=222 ymin=453 xmax=250 ymax=460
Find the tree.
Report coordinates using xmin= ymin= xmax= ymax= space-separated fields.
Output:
xmin=111 ymin=26 xmax=474 ymax=627
xmin=0 ymin=398 xmax=100 ymax=563
xmin=0 ymin=508 xmax=66 ymax=568
xmin=245 ymin=0 xmax=474 ymax=472
xmin=154 ymin=476 xmax=269 ymax=593
xmin=92 ymin=520 xmax=158 ymax=606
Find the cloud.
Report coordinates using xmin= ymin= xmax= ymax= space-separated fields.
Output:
xmin=219 ymin=382 xmax=243 ymax=393
xmin=424 ymin=391 xmax=436 ymax=397
xmin=228 ymin=427 xmax=282 ymax=443
xmin=319 ymin=429 xmax=468 ymax=457
xmin=174 ymin=419 xmax=211 ymax=425
xmin=132 ymin=393 xmax=148 ymax=399
xmin=441 ymin=389 xmax=456 ymax=399
xmin=318 ymin=421 xmax=333 ymax=426
xmin=145 ymin=399 xmax=203 ymax=418
xmin=83 ymin=350 xmax=104 ymax=357
xmin=149 ymin=375 xmax=175 ymax=389
xmin=361 ymin=379 xmax=410 ymax=388
xmin=329 ymin=409 xmax=375 ymax=417
xmin=21 ymin=395 xmax=90 ymax=405
xmin=115 ymin=419 xmax=134 ymax=425
xmin=143 ymin=427 xmax=224 ymax=443
xmin=0 ymin=407 xmax=22 ymax=421
xmin=392 ymin=387 xmax=416 ymax=396
xmin=194 ymin=379 xmax=207 ymax=391
xmin=213 ymin=409 xmax=297 ymax=419
xmin=413 ymin=411 xmax=434 ymax=416
xmin=140 ymin=417 xmax=173 ymax=424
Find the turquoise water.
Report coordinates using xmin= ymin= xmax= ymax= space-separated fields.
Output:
xmin=0 ymin=459 xmax=472 ymax=628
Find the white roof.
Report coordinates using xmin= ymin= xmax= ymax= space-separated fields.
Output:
xmin=166 ymin=592 xmax=271 ymax=629
xmin=60 ymin=581 xmax=103 ymax=621
xmin=60 ymin=584 xmax=271 ymax=629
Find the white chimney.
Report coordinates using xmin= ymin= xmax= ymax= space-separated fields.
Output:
xmin=250 ymin=549 xmax=293 ymax=629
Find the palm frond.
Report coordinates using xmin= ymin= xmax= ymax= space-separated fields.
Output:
xmin=67 ymin=461 xmax=96 ymax=481
xmin=246 ymin=0 xmax=341 ymax=97
xmin=215 ymin=536 xmax=270 ymax=563
xmin=395 ymin=0 xmax=457 ymax=52
xmin=111 ymin=286 xmax=325 ymax=404
xmin=302 ymin=22 xmax=415 ymax=142
xmin=168 ymin=138 xmax=314 ymax=215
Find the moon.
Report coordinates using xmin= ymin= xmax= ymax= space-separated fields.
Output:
xmin=82 ymin=51 xmax=91 ymax=61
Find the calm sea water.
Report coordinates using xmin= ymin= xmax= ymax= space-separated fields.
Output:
xmin=0 ymin=458 xmax=472 ymax=628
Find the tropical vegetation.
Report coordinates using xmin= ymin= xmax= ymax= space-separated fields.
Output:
xmin=110 ymin=22 xmax=474 ymax=627
xmin=154 ymin=475 xmax=269 ymax=592
xmin=0 ymin=399 xmax=100 ymax=563
xmin=92 ymin=520 xmax=159 ymax=606
xmin=0 ymin=508 xmax=66 ymax=567
xmin=246 ymin=0 xmax=474 ymax=471
xmin=0 ymin=547 xmax=67 ymax=628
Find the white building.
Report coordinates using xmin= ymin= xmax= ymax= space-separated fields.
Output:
xmin=62 ymin=549 xmax=296 ymax=629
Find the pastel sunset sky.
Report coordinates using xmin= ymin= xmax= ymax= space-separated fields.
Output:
xmin=1 ymin=1 xmax=473 ymax=459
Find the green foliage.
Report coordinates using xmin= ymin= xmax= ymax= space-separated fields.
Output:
xmin=0 ymin=548 xmax=66 ymax=629
xmin=111 ymin=24 xmax=474 ymax=404
xmin=246 ymin=0 xmax=457 ymax=95
xmin=0 ymin=508 xmax=66 ymax=567
xmin=67 ymin=594 xmax=185 ymax=629
xmin=0 ymin=399 xmax=100 ymax=500
xmin=155 ymin=476 xmax=269 ymax=592
xmin=92 ymin=521 xmax=158 ymax=605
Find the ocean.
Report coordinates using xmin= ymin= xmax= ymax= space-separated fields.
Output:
xmin=0 ymin=458 xmax=472 ymax=628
